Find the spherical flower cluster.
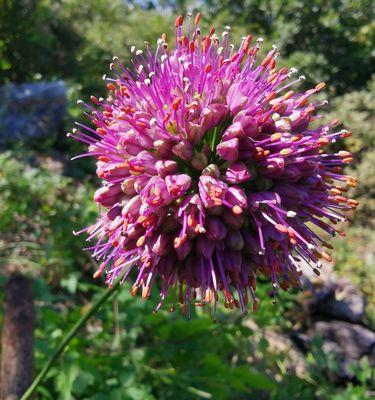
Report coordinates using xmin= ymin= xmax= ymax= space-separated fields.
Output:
xmin=71 ymin=13 xmax=358 ymax=315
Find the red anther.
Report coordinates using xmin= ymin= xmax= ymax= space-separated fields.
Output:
xmin=331 ymin=118 xmax=340 ymax=126
xmin=209 ymin=27 xmax=215 ymax=36
xmin=348 ymin=199 xmax=359 ymax=207
xmin=242 ymin=35 xmax=252 ymax=52
xmin=265 ymin=91 xmax=276 ymax=102
xmin=182 ymin=36 xmax=188 ymax=47
xmin=333 ymin=166 xmax=343 ymax=173
xmin=322 ymin=252 xmax=332 ymax=263
xmin=204 ymin=64 xmax=212 ymax=73
xmin=317 ymin=138 xmax=329 ymax=146
xmin=272 ymin=102 xmax=284 ymax=113
xmin=230 ymin=52 xmax=239 ymax=62
xmin=278 ymin=67 xmax=288 ymax=75
xmin=343 ymin=157 xmax=353 ymax=164
xmin=194 ymin=12 xmax=201 ymax=25
xmin=335 ymin=195 xmax=347 ymax=203
xmin=254 ymin=147 xmax=264 ymax=159
xmin=268 ymin=72 xmax=278 ymax=82
xmin=90 ymin=95 xmax=100 ymax=105
xmin=204 ymin=36 xmax=211 ymax=52
xmin=175 ymin=15 xmax=183 ymax=27
xmin=297 ymin=97 xmax=308 ymax=107
xmin=315 ymin=82 xmax=326 ymax=91
xmin=330 ymin=188 xmax=342 ymax=195
xmin=341 ymin=131 xmax=352 ymax=138
xmin=323 ymin=242 xmax=334 ymax=250
xmin=189 ymin=40 xmax=195 ymax=52
xmin=275 ymin=224 xmax=288 ymax=233
xmin=172 ymin=97 xmax=182 ymax=110
xmin=106 ymin=83 xmax=117 ymax=91
xmin=269 ymin=58 xmax=276 ymax=69
xmin=261 ymin=55 xmax=272 ymax=68
xmin=304 ymin=105 xmax=315 ymax=114
xmin=338 ymin=150 xmax=351 ymax=157
xmin=283 ymin=90 xmax=294 ymax=100
xmin=136 ymin=121 xmax=148 ymax=129
xmin=131 ymin=286 xmax=138 ymax=296
xmin=98 ymin=156 xmax=110 ymax=162
xmin=96 ymin=128 xmax=106 ymax=135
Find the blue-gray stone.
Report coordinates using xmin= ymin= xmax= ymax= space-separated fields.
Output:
xmin=0 ymin=81 xmax=67 ymax=146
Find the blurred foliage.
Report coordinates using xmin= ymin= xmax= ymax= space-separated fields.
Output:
xmin=0 ymin=151 xmax=96 ymax=275
xmin=0 ymin=0 xmax=374 ymax=399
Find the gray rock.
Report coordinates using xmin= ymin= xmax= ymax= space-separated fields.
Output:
xmin=303 ymin=276 xmax=365 ymax=323
xmin=311 ymin=321 xmax=375 ymax=379
xmin=0 ymin=81 xmax=67 ymax=146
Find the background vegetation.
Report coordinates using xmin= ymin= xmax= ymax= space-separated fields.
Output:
xmin=0 ymin=1 xmax=374 ymax=399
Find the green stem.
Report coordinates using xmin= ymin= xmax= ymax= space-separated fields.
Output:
xmin=20 ymin=273 xmax=126 ymax=400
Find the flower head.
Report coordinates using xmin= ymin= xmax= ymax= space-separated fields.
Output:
xmin=71 ymin=13 xmax=357 ymax=316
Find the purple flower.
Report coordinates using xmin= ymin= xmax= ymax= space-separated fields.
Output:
xmin=71 ymin=13 xmax=358 ymax=316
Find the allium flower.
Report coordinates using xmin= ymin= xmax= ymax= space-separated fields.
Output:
xmin=70 ymin=13 xmax=358 ymax=315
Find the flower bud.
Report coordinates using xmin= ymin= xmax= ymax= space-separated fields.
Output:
xmin=94 ymin=184 xmax=122 ymax=207
xmin=216 ymin=138 xmax=239 ymax=162
xmin=225 ymin=162 xmax=251 ymax=183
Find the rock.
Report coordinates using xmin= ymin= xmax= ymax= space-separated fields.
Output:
xmin=309 ymin=321 xmax=375 ymax=379
xmin=301 ymin=276 xmax=365 ymax=323
xmin=0 ymin=81 xmax=67 ymax=146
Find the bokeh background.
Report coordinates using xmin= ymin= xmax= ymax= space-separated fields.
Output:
xmin=0 ymin=1 xmax=374 ymax=399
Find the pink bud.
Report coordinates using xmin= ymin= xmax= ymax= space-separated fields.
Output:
xmin=172 ymin=141 xmax=193 ymax=161
xmin=165 ymin=174 xmax=192 ymax=198
xmin=196 ymin=236 xmax=215 ymax=258
xmin=152 ymin=233 xmax=169 ymax=255
xmin=199 ymin=175 xmax=228 ymax=208
xmin=200 ymin=103 xmax=228 ymax=131
xmin=222 ymin=122 xmax=244 ymax=140
xmin=225 ymin=162 xmax=251 ymax=184
xmin=175 ymin=238 xmax=192 ymax=260
xmin=94 ymin=184 xmax=122 ymax=207
xmin=226 ymin=229 xmax=244 ymax=250
xmin=216 ymin=138 xmax=239 ymax=162
xmin=206 ymin=216 xmax=227 ymax=240
xmin=260 ymin=157 xmax=285 ymax=176
xmin=202 ymin=163 xmax=220 ymax=178
xmin=186 ymin=122 xmax=205 ymax=145
xmin=226 ymin=186 xmax=247 ymax=211
xmin=121 ymin=176 xmax=137 ymax=195
xmin=156 ymin=160 xmax=178 ymax=177
xmin=154 ymin=140 xmax=172 ymax=158
xmin=233 ymin=112 xmax=258 ymax=137
xmin=121 ymin=195 xmax=142 ymax=217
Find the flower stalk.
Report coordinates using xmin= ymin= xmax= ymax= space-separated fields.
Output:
xmin=20 ymin=271 xmax=126 ymax=400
